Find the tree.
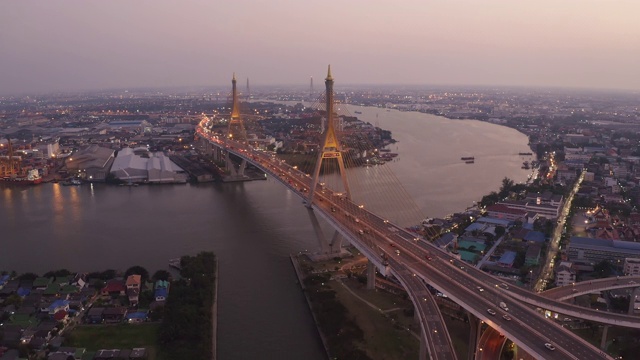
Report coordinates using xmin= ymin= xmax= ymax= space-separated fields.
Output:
xmin=152 ymin=270 xmax=171 ymax=282
xmin=495 ymin=226 xmax=506 ymax=239
xmin=43 ymin=269 xmax=72 ymax=278
xmin=18 ymin=272 xmax=39 ymax=281
xmin=125 ymin=266 xmax=149 ymax=283
xmin=593 ymin=260 xmax=614 ymax=278
xmin=499 ymin=177 xmax=515 ymax=197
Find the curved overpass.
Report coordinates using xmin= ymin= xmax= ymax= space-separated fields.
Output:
xmin=197 ymin=127 xmax=616 ymax=359
xmin=543 ymin=276 xmax=640 ymax=301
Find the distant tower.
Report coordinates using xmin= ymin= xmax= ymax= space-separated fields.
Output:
xmin=246 ymin=78 xmax=250 ymax=99
xmin=310 ymin=76 xmax=314 ymax=97
xmin=307 ymin=65 xmax=351 ymax=205
xmin=227 ymin=73 xmax=246 ymax=141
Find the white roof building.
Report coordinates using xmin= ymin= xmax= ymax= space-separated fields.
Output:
xmin=110 ymin=147 xmax=187 ymax=183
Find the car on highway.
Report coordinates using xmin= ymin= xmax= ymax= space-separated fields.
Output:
xmin=487 ymin=309 xmax=496 ymax=316
xmin=499 ymin=283 xmax=509 ymax=289
xmin=358 ymin=230 xmax=364 ymax=235
xmin=499 ymin=302 xmax=509 ymax=311
xmin=389 ymin=243 xmax=395 ymax=247
xmin=425 ymin=255 xmax=433 ymax=261
xmin=477 ymin=287 xmax=484 ymax=292
xmin=502 ymin=314 xmax=511 ymax=321
xmin=395 ymin=249 xmax=400 ymax=256
xmin=544 ymin=343 xmax=556 ymax=351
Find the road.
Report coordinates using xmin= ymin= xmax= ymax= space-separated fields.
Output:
xmin=534 ymin=170 xmax=585 ymax=292
xmin=197 ymin=126 xmax=616 ymax=360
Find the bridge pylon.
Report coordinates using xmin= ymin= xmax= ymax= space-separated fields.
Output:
xmin=225 ymin=73 xmax=248 ymax=179
xmin=307 ymin=65 xmax=351 ymax=205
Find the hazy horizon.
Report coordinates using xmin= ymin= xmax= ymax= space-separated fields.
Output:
xmin=2 ymin=1 xmax=639 ymax=95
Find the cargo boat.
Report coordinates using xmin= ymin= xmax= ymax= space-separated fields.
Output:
xmin=1 ymin=169 xmax=42 ymax=185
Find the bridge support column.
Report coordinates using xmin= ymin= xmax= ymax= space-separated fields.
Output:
xmin=629 ymin=287 xmax=640 ymax=314
xmin=225 ymin=152 xmax=237 ymax=177
xmin=600 ymin=325 xmax=609 ymax=350
xmin=238 ymin=158 xmax=247 ymax=177
xmin=329 ymin=230 xmax=342 ymax=254
xmin=307 ymin=208 xmax=330 ymax=254
xmin=467 ymin=313 xmax=482 ymax=360
xmin=367 ymin=261 xmax=376 ymax=290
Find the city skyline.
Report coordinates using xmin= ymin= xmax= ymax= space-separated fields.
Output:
xmin=1 ymin=0 xmax=640 ymax=95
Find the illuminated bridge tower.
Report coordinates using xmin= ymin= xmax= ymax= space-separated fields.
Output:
xmin=308 ymin=65 xmax=351 ymax=204
xmin=306 ymin=66 xmax=351 ymax=256
xmin=225 ymin=73 xmax=248 ymax=178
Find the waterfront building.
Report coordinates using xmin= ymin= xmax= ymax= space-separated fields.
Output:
xmin=110 ymin=147 xmax=187 ymax=183
xmin=65 ymin=145 xmax=115 ymax=181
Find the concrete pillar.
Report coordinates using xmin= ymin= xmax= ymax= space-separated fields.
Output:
xmin=238 ymin=158 xmax=247 ymax=176
xmin=367 ymin=261 xmax=376 ymax=290
xmin=307 ymin=208 xmax=330 ymax=254
xmin=329 ymin=230 xmax=342 ymax=254
xmin=467 ymin=312 xmax=482 ymax=360
xmin=628 ymin=287 xmax=640 ymax=315
xmin=600 ymin=325 xmax=609 ymax=350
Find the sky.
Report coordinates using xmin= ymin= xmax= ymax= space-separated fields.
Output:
xmin=1 ymin=0 xmax=639 ymax=95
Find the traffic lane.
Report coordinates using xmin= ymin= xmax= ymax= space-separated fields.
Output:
xmin=389 ymin=261 xmax=456 ymax=360
xmin=408 ymin=260 xmax=593 ymax=360
xmin=477 ymin=327 xmax=506 ymax=360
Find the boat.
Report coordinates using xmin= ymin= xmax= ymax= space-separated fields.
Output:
xmin=519 ymin=152 xmax=533 ymax=156
xmin=354 ymin=111 xmax=362 ymax=114
xmin=62 ymin=178 xmax=82 ymax=186
xmin=465 ymin=160 xmax=475 ymax=164
xmin=168 ymin=258 xmax=182 ymax=270
xmin=461 ymin=156 xmax=475 ymax=161
xmin=1 ymin=169 xmax=43 ymax=185
xmin=522 ymin=161 xmax=530 ymax=169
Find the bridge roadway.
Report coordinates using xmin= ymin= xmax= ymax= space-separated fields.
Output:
xmin=542 ymin=275 xmax=640 ymax=301
xmin=197 ymin=129 xmax=615 ymax=359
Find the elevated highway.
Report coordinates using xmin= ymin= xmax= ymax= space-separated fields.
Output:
xmin=196 ymin=126 xmax=622 ymax=359
xmin=543 ymin=275 xmax=640 ymax=301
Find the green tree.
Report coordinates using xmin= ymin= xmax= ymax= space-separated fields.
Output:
xmin=499 ymin=177 xmax=515 ymax=197
xmin=18 ymin=272 xmax=39 ymax=281
xmin=152 ymin=270 xmax=171 ymax=282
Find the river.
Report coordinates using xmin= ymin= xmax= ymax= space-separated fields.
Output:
xmin=0 ymin=108 xmax=530 ymax=359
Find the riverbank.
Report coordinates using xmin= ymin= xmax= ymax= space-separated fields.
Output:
xmin=212 ymin=260 xmax=219 ymax=360
xmin=290 ymin=254 xmax=332 ymax=360
xmin=291 ymin=251 xmax=420 ymax=360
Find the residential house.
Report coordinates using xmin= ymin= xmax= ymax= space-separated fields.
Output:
xmin=525 ymin=245 xmax=542 ymax=266
xmin=86 ymin=307 xmax=104 ymax=324
xmin=126 ymin=275 xmax=141 ymax=306
xmin=103 ymin=307 xmax=127 ymax=324
xmin=101 ymin=279 xmax=126 ymax=298
xmin=32 ymin=277 xmax=52 ymax=291
xmin=154 ymin=280 xmax=170 ymax=302
xmin=555 ymin=262 xmax=576 ymax=287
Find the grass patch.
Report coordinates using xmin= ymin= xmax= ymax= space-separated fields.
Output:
xmin=341 ymin=278 xmax=412 ymax=311
xmin=65 ymin=323 xmax=159 ymax=358
xmin=442 ymin=315 xmax=470 ymax=359
xmin=330 ymin=280 xmax=419 ymax=360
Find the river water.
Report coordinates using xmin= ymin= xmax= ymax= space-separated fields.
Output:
xmin=0 ymin=108 xmax=530 ymax=359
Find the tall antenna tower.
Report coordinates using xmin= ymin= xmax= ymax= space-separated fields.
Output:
xmin=310 ymin=76 xmax=314 ymax=97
